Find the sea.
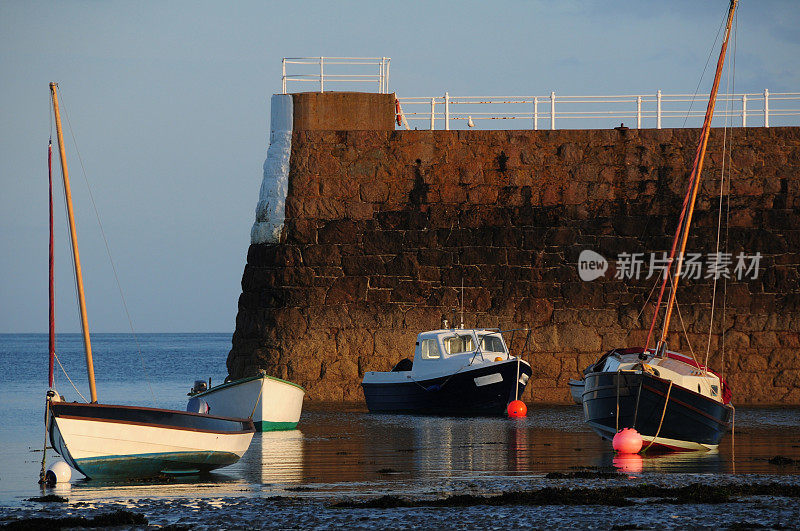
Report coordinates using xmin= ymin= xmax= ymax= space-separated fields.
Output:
xmin=1 ymin=333 xmax=799 ymax=529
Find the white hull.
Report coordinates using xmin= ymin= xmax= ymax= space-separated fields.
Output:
xmin=50 ymin=407 xmax=253 ymax=478
xmin=195 ymin=375 xmax=305 ymax=431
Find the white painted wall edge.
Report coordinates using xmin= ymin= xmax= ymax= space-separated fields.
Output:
xmin=251 ymin=94 xmax=293 ymax=245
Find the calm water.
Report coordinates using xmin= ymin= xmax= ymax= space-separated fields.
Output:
xmin=2 ymin=333 xmax=799 ymax=528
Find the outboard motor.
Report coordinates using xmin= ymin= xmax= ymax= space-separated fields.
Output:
xmin=190 ymin=379 xmax=208 ymax=395
xmin=186 ymin=396 xmax=210 ymax=414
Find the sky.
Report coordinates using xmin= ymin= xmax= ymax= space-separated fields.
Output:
xmin=1 ymin=0 xmax=799 ymax=333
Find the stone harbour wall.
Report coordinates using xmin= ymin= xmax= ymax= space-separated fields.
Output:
xmin=228 ymin=126 xmax=800 ymax=404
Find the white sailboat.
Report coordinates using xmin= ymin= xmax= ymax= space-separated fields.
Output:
xmin=44 ymin=82 xmax=254 ymax=479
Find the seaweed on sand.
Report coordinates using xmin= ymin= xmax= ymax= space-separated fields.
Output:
xmin=0 ymin=509 xmax=147 ymax=530
xmin=330 ymin=483 xmax=800 ymax=509
xmin=24 ymin=495 xmax=67 ymax=503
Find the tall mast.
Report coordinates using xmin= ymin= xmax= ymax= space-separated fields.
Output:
xmin=48 ymin=138 xmax=55 ymax=389
xmin=658 ymin=0 xmax=738 ymax=348
xmin=50 ymin=82 xmax=98 ymax=403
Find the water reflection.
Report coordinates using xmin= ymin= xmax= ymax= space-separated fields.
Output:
xmin=241 ymin=430 xmax=304 ymax=485
xmin=6 ymin=406 xmax=800 ymax=505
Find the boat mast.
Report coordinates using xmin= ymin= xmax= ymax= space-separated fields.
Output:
xmin=48 ymin=138 xmax=55 ymax=389
xmin=657 ymin=0 xmax=738 ymax=349
xmin=49 ymin=82 xmax=98 ymax=403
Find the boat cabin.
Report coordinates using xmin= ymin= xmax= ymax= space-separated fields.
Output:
xmin=404 ymin=329 xmax=511 ymax=378
xmin=596 ymin=347 xmax=730 ymax=404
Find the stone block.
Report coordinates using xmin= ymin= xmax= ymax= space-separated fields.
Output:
xmin=325 ymin=277 xmax=368 ymax=304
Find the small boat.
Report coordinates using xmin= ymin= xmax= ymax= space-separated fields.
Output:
xmin=43 ymin=83 xmax=254 ymax=479
xmin=568 ymin=379 xmax=584 ymax=405
xmin=582 ymin=1 xmax=737 ymax=452
xmin=188 ymin=373 xmax=305 ymax=431
xmin=49 ymin=402 xmax=254 ymax=478
xmin=361 ymin=328 xmax=532 ymax=415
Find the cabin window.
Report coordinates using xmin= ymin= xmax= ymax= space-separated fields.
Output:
xmin=479 ymin=334 xmax=505 ymax=353
xmin=443 ymin=334 xmax=475 ymax=355
xmin=421 ymin=339 xmax=441 ymax=360
xmin=711 ymin=385 xmax=719 ymax=396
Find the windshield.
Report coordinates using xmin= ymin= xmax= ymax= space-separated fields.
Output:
xmin=443 ymin=334 xmax=475 ymax=355
xmin=479 ymin=334 xmax=505 ymax=353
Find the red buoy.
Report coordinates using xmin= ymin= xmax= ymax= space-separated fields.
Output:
xmin=507 ymin=400 xmax=527 ymax=417
xmin=612 ymin=427 xmax=643 ymax=454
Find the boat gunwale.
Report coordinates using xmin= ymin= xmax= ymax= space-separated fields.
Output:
xmin=192 ymin=373 xmax=306 ymax=398
xmin=363 ymin=357 xmax=531 ymax=383
xmin=51 ymin=401 xmax=255 ymax=431
xmin=53 ymin=413 xmax=255 ymax=435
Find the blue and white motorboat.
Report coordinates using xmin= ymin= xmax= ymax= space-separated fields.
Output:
xmin=361 ymin=328 xmax=532 ymax=416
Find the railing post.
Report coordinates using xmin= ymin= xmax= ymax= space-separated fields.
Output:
xmin=378 ymin=57 xmax=383 ymax=93
xmin=282 ymin=58 xmax=287 ymax=94
xmin=533 ymin=96 xmax=538 ymax=130
xmin=742 ymin=94 xmax=747 ymax=127
xmin=320 ymin=57 xmax=324 ymax=92
xmin=385 ymin=59 xmax=390 ymax=93
xmin=430 ymin=98 xmax=436 ymax=130
xmin=637 ymin=96 xmax=642 ymax=129
xmin=764 ymin=88 xmax=769 ymax=127
xmin=444 ymin=92 xmax=450 ymax=131
xmin=657 ymin=90 xmax=662 ymax=129
xmin=550 ymin=91 xmax=556 ymax=130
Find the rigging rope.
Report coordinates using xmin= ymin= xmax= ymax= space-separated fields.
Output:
xmin=705 ymin=12 xmax=737 ymax=369
xmin=645 ymin=3 xmax=736 ymax=352
xmin=642 ymin=380 xmax=673 ymax=453
xmin=682 ymin=13 xmax=727 ymax=128
xmin=58 ymin=91 xmax=158 ymax=406
xmin=720 ymin=12 xmax=737 ymax=384
xmin=54 ymin=352 xmax=88 ymax=403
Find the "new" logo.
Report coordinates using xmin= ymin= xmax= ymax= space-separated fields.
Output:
xmin=578 ymin=250 xmax=608 ymax=281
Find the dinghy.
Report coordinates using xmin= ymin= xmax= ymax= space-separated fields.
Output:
xmin=43 ymin=83 xmax=254 ymax=479
xmin=188 ymin=372 xmax=305 ymax=431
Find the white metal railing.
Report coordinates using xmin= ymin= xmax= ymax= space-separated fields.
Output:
xmin=281 ymin=57 xmax=390 ymax=94
xmin=396 ymin=90 xmax=800 ymax=130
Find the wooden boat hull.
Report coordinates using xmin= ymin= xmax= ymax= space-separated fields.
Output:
xmin=49 ymin=402 xmax=254 ymax=478
xmin=582 ymin=370 xmax=733 ymax=451
xmin=361 ymin=359 xmax=532 ymax=416
xmin=192 ymin=374 xmax=305 ymax=431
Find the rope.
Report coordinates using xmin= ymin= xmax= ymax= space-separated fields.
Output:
xmin=54 ymin=351 xmax=88 ymax=403
xmin=632 ymin=380 xmax=644 ymax=429
xmin=672 ymin=278 xmax=716 ymax=397
xmin=410 ymin=363 xmax=468 ymax=392
xmin=681 ymin=13 xmax=727 ymax=128
xmin=38 ymin=398 xmax=52 ymax=485
xmin=515 ymin=328 xmax=531 ymax=401
xmin=720 ymin=13 xmax=737 ymax=384
xmin=730 ymin=404 xmax=736 ymax=471
xmin=59 ymin=90 xmax=157 ymax=406
xmin=705 ymin=11 xmax=736 ymax=369
xmin=615 ymin=367 xmax=622 ymax=432
xmin=249 ymin=377 xmax=266 ymax=419
xmin=636 ymin=276 xmax=663 ymax=323
xmin=642 ymin=381 xmax=673 ymax=453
